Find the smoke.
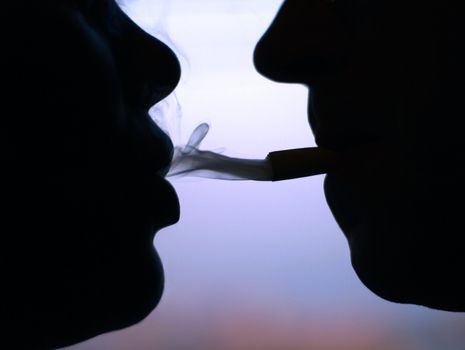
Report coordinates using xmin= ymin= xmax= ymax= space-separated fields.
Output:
xmin=118 ymin=0 xmax=327 ymax=184
xmin=167 ymin=123 xmax=273 ymax=181
xmin=149 ymin=93 xmax=183 ymax=144
xmin=166 ymin=122 xmax=340 ymax=182
xmin=115 ymin=0 xmax=272 ymax=182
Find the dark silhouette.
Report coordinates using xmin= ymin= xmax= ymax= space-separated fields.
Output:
xmin=254 ymin=0 xmax=465 ymax=312
xmin=2 ymin=1 xmax=180 ymax=348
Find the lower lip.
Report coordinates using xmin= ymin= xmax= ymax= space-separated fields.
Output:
xmin=150 ymin=176 xmax=180 ymax=231
xmin=127 ymin=173 xmax=180 ymax=236
xmin=323 ymin=141 xmax=405 ymax=236
xmin=323 ymin=171 xmax=362 ymax=239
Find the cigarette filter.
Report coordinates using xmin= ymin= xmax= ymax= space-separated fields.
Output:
xmin=267 ymin=147 xmax=339 ymax=181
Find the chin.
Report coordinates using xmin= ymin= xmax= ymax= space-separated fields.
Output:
xmin=19 ymin=240 xmax=166 ymax=350
xmin=324 ymin=172 xmax=465 ymax=312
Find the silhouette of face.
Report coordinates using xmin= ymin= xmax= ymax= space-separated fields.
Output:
xmin=254 ymin=1 xmax=464 ymax=310
xmin=4 ymin=0 xmax=180 ymax=347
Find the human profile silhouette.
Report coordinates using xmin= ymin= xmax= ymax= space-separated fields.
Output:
xmin=2 ymin=1 xmax=180 ymax=348
xmin=254 ymin=0 xmax=465 ymax=312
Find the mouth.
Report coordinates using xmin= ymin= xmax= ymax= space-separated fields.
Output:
xmin=306 ymin=88 xmax=406 ymax=235
xmin=123 ymin=111 xmax=181 ymax=234
xmin=145 ymin=127 xmax=180 ymax=232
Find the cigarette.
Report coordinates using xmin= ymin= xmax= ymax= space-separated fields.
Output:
xmin=266 ymin=147 xmax=340 ymax=181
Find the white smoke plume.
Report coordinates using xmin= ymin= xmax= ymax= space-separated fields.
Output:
xmin=167 ymin=123 xmax=273 ymax=181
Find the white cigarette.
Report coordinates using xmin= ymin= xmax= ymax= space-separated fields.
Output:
xmin=266 ymin=147 xmax=340 ymax=181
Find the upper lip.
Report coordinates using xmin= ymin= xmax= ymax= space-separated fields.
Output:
xmin=126 ymin=111 xmax=175 ymax=175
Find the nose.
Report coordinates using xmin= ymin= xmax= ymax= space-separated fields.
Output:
xmin=253 ymin=0 xmax=347 ymax=84
xmin=110 ymin=4 xmax=181 ymax=110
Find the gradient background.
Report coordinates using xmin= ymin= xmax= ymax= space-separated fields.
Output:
xmin=64 ymin=1 xmax=465 ymax=349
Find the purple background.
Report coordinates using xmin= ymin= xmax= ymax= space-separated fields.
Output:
xmin=64 ymin=1 xmax=465 ymax=348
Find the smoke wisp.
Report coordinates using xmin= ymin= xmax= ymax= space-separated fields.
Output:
xmin=167 ymin=123 xmax=272 ymax=181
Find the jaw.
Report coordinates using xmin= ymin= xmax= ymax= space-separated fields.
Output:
xmin=25 ymin=244 xmax=165 ymax=349
xmin=324 ymin=156 xmax=465 ymax=312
